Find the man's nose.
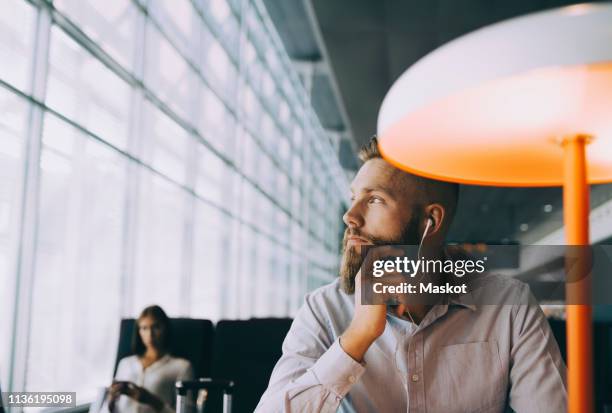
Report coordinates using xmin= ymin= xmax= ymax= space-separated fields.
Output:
xmin=343 ymin=202 xmax=364 ymax=228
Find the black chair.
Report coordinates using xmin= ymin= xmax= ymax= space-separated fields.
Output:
xmin=205 ymin=318 xmax=293 ymax=413
xmin=113 ymin=318 xmax=215 ymax=378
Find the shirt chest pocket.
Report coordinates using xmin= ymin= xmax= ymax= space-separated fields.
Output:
xmin=426 ymin=341 xmax=506 ymax=413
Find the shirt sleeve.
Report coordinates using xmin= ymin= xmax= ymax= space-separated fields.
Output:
xmin=113 ymin=357 xmax=131 ymax=380
xmin=508 ymin=284 xmax=568 ymax=412
xmin=255 ymin=292 xmax=366 ymax=413
xmin=179 ymin=361 xmax=194 ymax=380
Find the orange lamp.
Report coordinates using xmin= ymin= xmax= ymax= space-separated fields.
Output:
xmin=377 ymin=4 xmax=612 ymax=412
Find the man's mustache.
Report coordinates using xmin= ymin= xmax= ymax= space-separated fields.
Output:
xmin=344 ymin=229 xmax=390 ymax=246
xmin=344 ymin=229 xmax=374 ymax=244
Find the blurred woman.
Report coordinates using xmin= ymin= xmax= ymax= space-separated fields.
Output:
xmin=109 ymin=305 xmax=193 ymax=413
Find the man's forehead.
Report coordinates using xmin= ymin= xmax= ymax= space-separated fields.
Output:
xmin=350 ymin=158 xmax=415 ymax=194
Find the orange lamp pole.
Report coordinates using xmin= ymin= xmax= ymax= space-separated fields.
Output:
xmin=562 ymin=135 xmax=593 ymax=413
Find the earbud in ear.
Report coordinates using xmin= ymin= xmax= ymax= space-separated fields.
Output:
xmin=418 ymin=216 xmax=434 ymax=258
xmin=421 ymin=217 xmax=433 ymax=242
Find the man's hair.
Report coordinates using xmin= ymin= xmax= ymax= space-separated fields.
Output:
xmin=358 ymin=136 xmax=460 ymax=228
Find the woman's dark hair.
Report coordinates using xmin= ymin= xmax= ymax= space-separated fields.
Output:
xmin=131 ymin=305 xmax=172 ymax=356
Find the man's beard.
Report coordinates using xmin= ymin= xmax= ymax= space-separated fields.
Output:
xmin=339 ymin=211 xmax=423 ymax=294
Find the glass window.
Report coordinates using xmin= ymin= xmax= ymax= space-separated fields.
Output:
xmin=199 ymin=85 xmax=235 ymax=158
xmin=201 ymin=35 xmax=237 ymax=103
xmin=208 ymin=0 xmax=232 ymax=26
xmin=242 ymin=85 xmax=262 ymax=130
xmin=53 ymin=0 xmax=138 ymax=70
xmin=0 ymin=0 xmax=35 ymax=92
xmin=278 ymin=99 xmax=290 ymax=129
xmin=2 ymin=0 xmax=350 ymax=400
xmin=26 ymin=113 xmax=126 ymax=404
xmin=253 ymin=232 xmax=272 ymax=316
xmin=207 ymin=0 xmax=239 ymax=55
xmin=246 ymin=9 xmax=265 ymax=51
xmin=46 ymin=26 xmax=131 ymax=150
xmin=190 ymin=201 xmax=227 ymax=321
xmin=236 ymin=224 xmax=256 ymax=317
xmin=241 ymin=130 xmax=259 ymax=180
xmin=260 ymin=113 xmax=275 ymax=148
xmin=147 ymin=0 xmax=200 ymax=64
xmin=244 ymin=39 xmax=257 ymax=67
xmin=0 ymin=88 xmax=27 ymax=387
xmin=241 ymin=182 xmax=258 ymax=227
xmin=261 ymin=67 xmax=275 ymax=103
xmin=279 ymin=134 xmax=290 ymax=167
xmin=132 ymin=169 xmax=186 ymax=315
xmin=247 ymin=56 xmax=263 ymax=92
xmin=141 ymin=100 xmax=192 ymax=186
xmin=195 ymin=142 xmax=230 ymax=206
xmin=265 ymin=46 xmax=282 ymax=78
xmin=144 ymin=23 xmax=195 ymax=121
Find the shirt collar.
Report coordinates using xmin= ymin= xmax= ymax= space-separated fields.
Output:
xmin=447 ymin=291 xmax=477 ymax=311
xmin=142 ymin=353 xmax=171 ymax=371
xmin=441 ymin=267 xmax=478 ymax=311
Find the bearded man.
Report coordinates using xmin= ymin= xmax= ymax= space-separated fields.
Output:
xmin=256 ymin=137 xmax=567 ymax=413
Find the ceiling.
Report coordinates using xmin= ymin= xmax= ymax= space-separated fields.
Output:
xmin=263 ymin=0 xmax=612 ymax=244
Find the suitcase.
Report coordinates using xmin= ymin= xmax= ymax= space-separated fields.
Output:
xmin=176 ymin=378 xmax=235 ymax=413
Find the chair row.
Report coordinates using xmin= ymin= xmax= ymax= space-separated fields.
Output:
xmin=113 ymin=317 xmax=293 ymax=413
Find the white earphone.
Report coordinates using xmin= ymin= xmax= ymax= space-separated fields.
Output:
xmin=417 ymin=217 xmax=434 ymax=259
xmin=399 ymin=216 xmax=436 ymax=326
xmin=423 ymin=217 xmax=433 ymax=241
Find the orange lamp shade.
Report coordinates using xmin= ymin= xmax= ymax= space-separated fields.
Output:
xmin=377 ymin=4 xmax=612 ymax=187
xmin=379 ymin=62 xmax=612 ymax=186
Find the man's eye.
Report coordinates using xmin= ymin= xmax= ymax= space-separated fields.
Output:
xmin=369 ymin=196 xmax=383 ymax=204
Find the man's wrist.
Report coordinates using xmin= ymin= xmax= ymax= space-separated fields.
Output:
xmin=340 ymin=326 xmax=377 ymax=362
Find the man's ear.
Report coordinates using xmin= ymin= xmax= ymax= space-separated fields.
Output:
xmin=424 ymin=204 xmax=445 ymax=236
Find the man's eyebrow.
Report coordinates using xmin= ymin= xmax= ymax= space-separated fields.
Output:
xmin=349 ymin=185 xmax=395 ymax=195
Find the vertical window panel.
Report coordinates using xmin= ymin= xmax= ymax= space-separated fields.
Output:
xmin=141 ymin=100 xmax=192 ymax=185
xmin=206 ymin=0 xmax=239 ymax=55
xmin=46 ymin=26 xmax=131 ymax=150
xmin=132 ymin=170 xmax=186 ymax=315
xmin=201 ymin=35 xmax=237 ymax=104
xmin=26 ymin=114 xmax=126 ymax=403
xmin=144 ymin=23 xmax=195 ymax=121
xmin=253 ymin=233 xmax=272 ymax=316
xmin=195 ymin=143 xmax=229 ymax=206
xmin=148 ymin=0 xmax=200 ymax=63
xmin=0 ymin=89 xmax=28 ymax=387
xmin=53 ymin=0 xmax=137 ymax=70
xmin=190 ymin=201 xmax=226 ymax=321
xmin=0 ymin=0 xmax=35 ymax=92
xmin=199 ymin=86 xmax=235 ymax=159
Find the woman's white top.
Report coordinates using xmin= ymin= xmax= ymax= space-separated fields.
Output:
xmin=113 ymin=354 xmax=194 ymax=413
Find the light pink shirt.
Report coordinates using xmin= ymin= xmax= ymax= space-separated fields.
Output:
xmin=256 ymin=274 xmax=567 ymax=413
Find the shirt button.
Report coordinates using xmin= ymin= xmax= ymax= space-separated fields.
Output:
xmin=348 ymin=375 xmax=356 ymax=383
xmin=411 ymin=374 xmax=419 ymax=382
